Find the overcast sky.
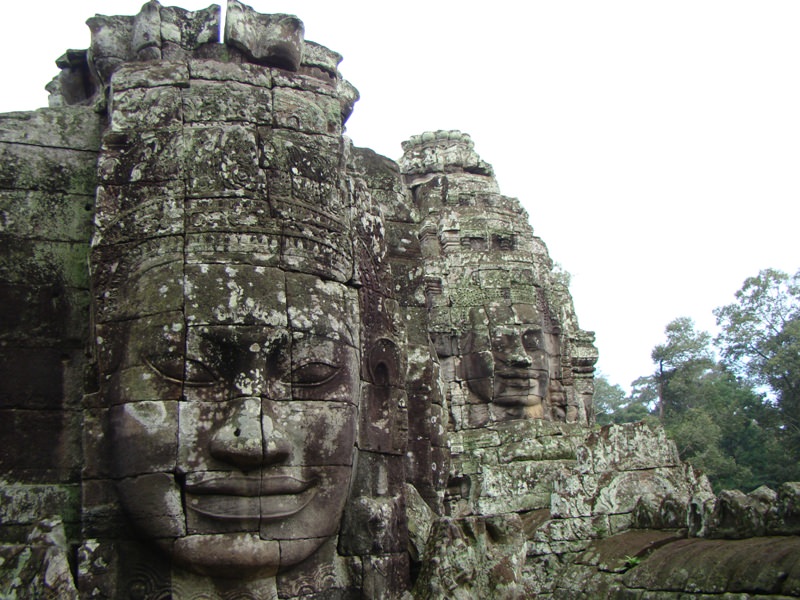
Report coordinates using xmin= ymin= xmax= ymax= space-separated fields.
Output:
xmin=2 ymin=1 xmax=798 ymax=391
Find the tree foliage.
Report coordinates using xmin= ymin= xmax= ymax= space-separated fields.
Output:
xmin=714 ymin=268 xmax=800 ymax=455
xmin=650 ymin=316 xmax=715 ymax=418
xmin=595 ymin=269 xmax=800 ymax=492
xmin=651 ymin=316 xmax=714 ymax=372
xmin=594 ymin=373 xmax=654 ymax=426
xmin=714 ymin=269 xmax=800 ymax=382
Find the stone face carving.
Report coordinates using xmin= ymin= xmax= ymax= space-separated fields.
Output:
xmin=80 ymin=1 xmax=404 ymax=592
xmin=461 ymin=300 xmax=552 ymax=421
xmin=105 ymin=261 xmax=360 ymax=577
xmin=3 ymin=1 xmax=798 ymax=599
xmin=400 ymin=131 xmax=596 ymax=430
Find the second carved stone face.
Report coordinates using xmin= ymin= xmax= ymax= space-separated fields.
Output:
xmin=105 ymin=261 xmax=359 ymax=577
xmin=462 ymin=301 xmax=551 ymax=421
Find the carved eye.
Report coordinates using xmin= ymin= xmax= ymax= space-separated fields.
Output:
xmin=291 ymin=361 xmax=339 ymax=387
xmin=521 ymin=330 xmax=540 ymax=352
xmin=183 ymin=359 xmax=220 ymax=387
xmin=145 ymin=356 xmax=219 ymax=387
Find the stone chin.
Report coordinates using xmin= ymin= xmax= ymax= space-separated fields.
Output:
xmin=160 ymin=534 xmax=329 ymax=578
xmin=167 ymin=533 xmax=281 ymax=578
xmin=466 ymin=368 xmax=550 ymax=417
xmin=116 ymin=473 xmax=347 ymax=580
xmin=492 ymin=370 xmax=549 ymax=407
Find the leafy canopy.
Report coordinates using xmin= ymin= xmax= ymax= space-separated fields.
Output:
xmin=595 ymin=268 xmax=800 ymax=491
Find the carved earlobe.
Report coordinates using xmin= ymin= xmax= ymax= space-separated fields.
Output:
xmin=367 ymin=338 xmax=402 ymax=388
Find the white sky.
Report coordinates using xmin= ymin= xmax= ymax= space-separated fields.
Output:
xmin=2 ymin=1 xmax=798 ymax=392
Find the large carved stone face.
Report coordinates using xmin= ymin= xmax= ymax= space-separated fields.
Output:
xmin=105 ymin=260 xmax=359 ymax=577
xmin=462 ymin=302 xmax=551 ymax=421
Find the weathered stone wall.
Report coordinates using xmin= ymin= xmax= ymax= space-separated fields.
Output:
xmin=349 ymin=145 xmax=450 ymax=516
xmin=413 ymin=421 xmax=800 ymax=598
xmin=0 ymin=106 xmax=101 ymax=596
xmin=412 ymin=421 xmax=717 ymax=597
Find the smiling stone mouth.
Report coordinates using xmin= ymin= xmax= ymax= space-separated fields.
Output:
xmin=495 ymin=368 xmax=545 ymax=379
xmin=184 ymin=475 xmax=317 ymax=520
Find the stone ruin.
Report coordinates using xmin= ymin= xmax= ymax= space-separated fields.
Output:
xmin=0 ymin=1 xmax=798 ymax=598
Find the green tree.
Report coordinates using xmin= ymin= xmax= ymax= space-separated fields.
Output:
xmin=667 ymin=408 xmax=750 ymax=491
xmin=629 ymin=375 xmax=659 ymax=409
xmin=594 ymin=269 xmax=800 ymax=491
xmin=650 ymin=317 xmax=714 ymax=418
xmin=593 ymin=373 xmax=626 ymax=425
xmin=651 ymin=316 xmax=714 ymax=370
xmin=664 ymin=363 xmax=788 ymax=491
xmin=646 ymin=317 xmax=789 ymax=492
xmin=594 ymin=373 xmax=654 ymax=426
xmin=714 ymin=269 xmax=800 ymax=459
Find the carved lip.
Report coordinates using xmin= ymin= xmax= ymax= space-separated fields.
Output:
xmin=185 ymin=475 xmax=313 ymax=496
xmin=495 ymin=370 xmax=543 ymax=382
xmin=493 ymin=394 xmax=542 ymax=407
xmin=184 ymin=476 xmax=317 ymax=521
xmin=494 ymin=377 xmax=545 ymax=389
xmin=495 ymin=360 xmax=549 ymax=374
xmin=493 ymin=375 xmax=546 ymax=406
xmin=497 ymin=371 xmax=535 ymax=378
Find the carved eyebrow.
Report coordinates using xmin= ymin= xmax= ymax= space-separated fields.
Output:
xmin=288 ymin=310 xmax=357 ymax=346
xmin=197 ymin=328 xmax=289 ymax=348
xmin=492 ymin=326 xmax=521 ymax=336
xmin=144 ymin=355 xmax=219 ymax=387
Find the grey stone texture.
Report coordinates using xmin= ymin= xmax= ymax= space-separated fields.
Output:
xmin=0 ymin=1 xmax=798 ymax=598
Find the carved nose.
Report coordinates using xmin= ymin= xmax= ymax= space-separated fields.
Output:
xmin=508 ymin=352 xmax=533 ymax=368
xmin=209 ymin=399 xmax=290 ymax=468
xmin=209 ymin=404 xmax=264 ymax=468
xmin=262 ymin=405 xmax=291 ymax=466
